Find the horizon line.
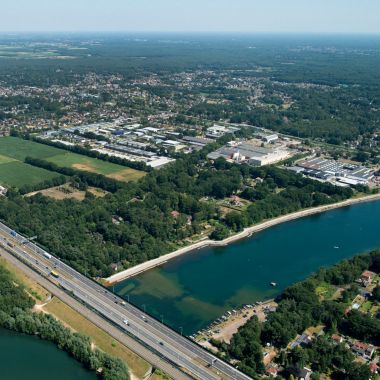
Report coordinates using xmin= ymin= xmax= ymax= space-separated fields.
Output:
xmin=1 ymin=30 xmax=380 ymax=36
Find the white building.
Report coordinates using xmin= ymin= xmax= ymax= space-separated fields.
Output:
xmin=263 ymin=134 xmax=279 ymax=144
xmin=207 ymin=142 xmax=290 ymax=167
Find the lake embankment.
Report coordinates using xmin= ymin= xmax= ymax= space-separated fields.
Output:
xmin=105 ymin=192 xmax=380 ymax=284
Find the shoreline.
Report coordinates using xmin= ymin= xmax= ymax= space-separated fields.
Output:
xmin=105 ymin=192 xmax=380 ymax=285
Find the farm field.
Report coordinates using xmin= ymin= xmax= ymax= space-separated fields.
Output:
xmin=46 ymin=152 xmax=145 ymax=181
xmin=0 ymin=137 xmax=145 ymax=186
xmin=0 ymin=161 xmax=61 ymax=188
xmin=0 ymin=137 xmax=64 ymax=161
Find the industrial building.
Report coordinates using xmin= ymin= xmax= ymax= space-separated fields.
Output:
xmin=296 ymin=157 xmax=375 ymax=185
xmin=262 ymin=134 xmax=279 ymax=144
xmin=205 ymin=125 xmax=240 ymax=139
xmin=207 ymin=142 xmax=290 ymax=167
xmin=182 ymin=136 xmax=214 ymax=146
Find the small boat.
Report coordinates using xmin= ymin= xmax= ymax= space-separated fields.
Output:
xmin=334 ymin=246 xmax=340 ymax=249
xmin=270 ymin=282 xmax=277 ymax=287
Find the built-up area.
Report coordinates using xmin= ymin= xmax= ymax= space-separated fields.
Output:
xmin=36 ymin=119 xmax=380 ymax=190
xmin=38 ymin=121 xmax=297 ymax=170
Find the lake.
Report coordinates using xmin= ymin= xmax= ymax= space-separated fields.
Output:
xmin=114 ymin=200 xmax=380 ymax=335
xmin=0 ymin=328 xmax=96 ymax=380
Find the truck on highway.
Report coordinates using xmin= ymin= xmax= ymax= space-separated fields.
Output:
xmin=42 ymin=251 xmax=52 ymax=260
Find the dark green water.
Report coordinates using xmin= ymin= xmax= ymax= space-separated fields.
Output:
xmin=0 ymin=329 xmax=96 ymax=380
xmin=115 ymin=200 xmax=380 ymax=336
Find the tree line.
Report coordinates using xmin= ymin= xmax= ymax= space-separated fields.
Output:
xmin=10 ymin=130 xmax=150 ymax=173
xmin=18 ymin=174 xmax=67 ymax=195
xmin=0 ymin=132 xmax=360 ymax=277
xmin=215 ymin=250 xmax=380 ymax=378
xmin=25 ymin=156 xmax=127 ymax=193
xmin=0 ymin=263 xmax=129 ymax=380
xmin=32 ymin=136 xmax=150 ymax=172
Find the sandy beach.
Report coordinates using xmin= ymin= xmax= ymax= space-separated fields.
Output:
xmin=105 ymin=192 xmax=380 ymax=284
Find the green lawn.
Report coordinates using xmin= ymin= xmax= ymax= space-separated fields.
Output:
xmin=0 ymin=154 xmax=17 ymax=165
xmin=0 ymin=137 xmax=145 ymax=186
xmin=0 ymin=161 xmax=60 ymax=188
xmin=0 ymin=137 xmax=64 ymax=161
xmin=361 ymin=301 xmax=373 ymax=313
xmin=315 ymin=282 xmax=336 ymax=300
xmin=47 ymin=152 xmax=145 ymax=181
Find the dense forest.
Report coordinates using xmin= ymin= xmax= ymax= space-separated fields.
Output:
xmin=1 ymin=34 xmax=380 ymax=86
xmin=0 ymin=132 xmax=357 ymax=277
xmin=0 ymin=263 xmax=129 ymax=379
xmin=212 ymin=250 xmax=380 ymax=379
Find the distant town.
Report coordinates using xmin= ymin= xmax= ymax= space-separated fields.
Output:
xmin=1 ymin=33 xmax=380 ymax=380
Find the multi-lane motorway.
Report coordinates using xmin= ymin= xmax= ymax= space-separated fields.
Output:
xmin=0 ymin=221 xmax=253 ymax=380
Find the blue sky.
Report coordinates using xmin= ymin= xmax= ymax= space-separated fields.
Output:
xmin=1 ymin=0 xmax=379 ymax=33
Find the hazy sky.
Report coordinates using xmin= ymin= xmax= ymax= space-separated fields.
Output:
xmin=1 ymin=0 xmax=380 ymax=34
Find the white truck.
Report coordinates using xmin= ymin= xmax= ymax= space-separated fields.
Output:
xmin=42 ymin=251 xmax=52 ymax=260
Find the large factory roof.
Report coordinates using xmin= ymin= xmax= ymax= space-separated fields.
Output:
xmin=208 ymin=143 xmax=275 ymax=160
xmin=297 ymin=157 xmax=374 ymax=183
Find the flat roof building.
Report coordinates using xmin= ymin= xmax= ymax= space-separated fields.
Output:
xmin=207 ymin=142 xmax=290 ymax=167
xmin=297 ymin=157 xmax=374 ymax=184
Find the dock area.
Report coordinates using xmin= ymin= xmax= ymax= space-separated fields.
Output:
xmin=193 ymin=299 xmax=277 ymax=346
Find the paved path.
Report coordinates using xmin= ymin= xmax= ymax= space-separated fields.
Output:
xmin=106 ymin=193 xmax=380 ymax=284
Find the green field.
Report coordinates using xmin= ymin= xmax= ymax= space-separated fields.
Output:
xmin=0 ymin=161 xmax=60 ymax=189
xmin=0 ymin=137 xmax=145 ymax=187
xmin=0 ymin=137 xmax=64 ymax=161
xmin=46 ymin=152 xmax=145 ymax=182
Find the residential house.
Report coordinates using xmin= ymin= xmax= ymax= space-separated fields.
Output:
xmin=360 ymin=271 xmax=375 ymax=286
xmin=351 ymin=341 xmax=375 ymax=360
xmin=298 ymin=367 xmax=312 ymax=380
xmin=331 ymin=334 xmax=343 ymax=344
xmin=266 ymin=365 xmax=278 ymax=378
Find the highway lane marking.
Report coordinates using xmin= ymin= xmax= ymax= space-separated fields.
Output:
xmin=0 ymin=224 xmax=250 ymax=380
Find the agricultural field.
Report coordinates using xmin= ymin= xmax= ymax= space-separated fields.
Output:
xmin=0 ymin=137 xmax=145 ymax=187
xmin=0 ymin=159 xmax=61 ymax=189
xmin=46 ymin=152 xmax=145 ymax=182
xmin=0 ymin=137 xmax=64 ymax=161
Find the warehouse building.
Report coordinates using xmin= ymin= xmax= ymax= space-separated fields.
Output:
xmin=207 ymin=142 xmax=290 ymax=167
xmin=297 ymin=157 xmax=374 ymax=185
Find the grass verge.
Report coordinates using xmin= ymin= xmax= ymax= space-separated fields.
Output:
xmin=43 ymin=297 xmax=151 ymax=379
xmin=0 ymin=256 xmax=50 ymax=303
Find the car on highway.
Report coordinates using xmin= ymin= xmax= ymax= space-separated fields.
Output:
xmin=123 ymin=319 xmax=129 ymax=326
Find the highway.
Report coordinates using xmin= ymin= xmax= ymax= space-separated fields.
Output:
xmin=0 ymin=221 xmax=253 ymax=380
